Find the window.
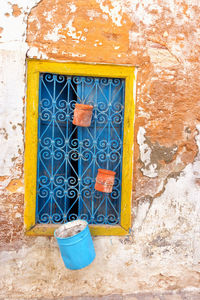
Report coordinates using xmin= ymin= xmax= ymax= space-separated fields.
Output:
xmin=25 ymin=60 xmax=136 ymax=236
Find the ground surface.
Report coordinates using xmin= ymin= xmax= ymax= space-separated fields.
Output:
xmin=2 ymin=291 xmax=199 ymax=300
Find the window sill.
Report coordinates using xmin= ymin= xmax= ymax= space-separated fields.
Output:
xmin=25 ymin=224 xmax=129 ymax=236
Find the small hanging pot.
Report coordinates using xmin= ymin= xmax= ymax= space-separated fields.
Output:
xmin=95 ymin=169 xmax=116 ymax=193
xmin=72 ymin=103 xmax=93 ymax=127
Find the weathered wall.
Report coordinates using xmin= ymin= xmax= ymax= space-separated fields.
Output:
xmin=0 ymin=0 xmax=200 ymax=298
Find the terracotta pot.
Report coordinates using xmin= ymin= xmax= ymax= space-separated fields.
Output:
xmin=72 ymin=103 xmax=93 ymax=127
xmin=95 ymin=169 xmax=116 ymax=193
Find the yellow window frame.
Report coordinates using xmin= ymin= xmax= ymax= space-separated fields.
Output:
xmin=24 ymin=59 xmax=136 ymax=236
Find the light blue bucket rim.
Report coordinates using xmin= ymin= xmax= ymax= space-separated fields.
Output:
xmin=54 ymin=220 xmax=89 ymax=244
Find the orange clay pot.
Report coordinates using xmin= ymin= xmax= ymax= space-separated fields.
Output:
xmin=95 ymin=169 xmax=116 ymax=193
xmin=72 ymin=103 xmax=93 ymax=127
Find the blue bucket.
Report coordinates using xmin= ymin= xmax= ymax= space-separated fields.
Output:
xmin=54 ymin=220 xmax=96 ymax=270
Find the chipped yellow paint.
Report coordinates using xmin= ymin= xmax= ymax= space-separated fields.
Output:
xmin=26 ymin=224 xmax=128 ymax=236
xmin=24 ymin=59 xmax=135 ymax=236
xmin=24 ymin=61 xmax=39 ymax=231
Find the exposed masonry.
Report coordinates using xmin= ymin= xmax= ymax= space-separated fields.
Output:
xmin=137 ymin=127 xmax=178 ymax=178
xmin=147 ymin=40 xmax=181 ymax=68
xmin=96 ymin=0 xmax=123 ymax=27
xmin=135 ymin=125 xmax=200 ymax=247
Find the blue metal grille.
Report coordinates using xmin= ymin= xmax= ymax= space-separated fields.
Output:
xmin=36 ymin=73 xmax=125 ymax=225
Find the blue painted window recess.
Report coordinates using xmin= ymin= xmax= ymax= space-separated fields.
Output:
xmin=36 ymin=73 xmax=125 ymax=225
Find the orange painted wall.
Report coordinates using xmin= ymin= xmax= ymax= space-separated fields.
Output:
xmin=26 ymin=0 xmax=200 ymax=206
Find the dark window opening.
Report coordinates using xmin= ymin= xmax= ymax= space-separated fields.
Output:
xmin=36 ymin=73 xmax=125 ymax=225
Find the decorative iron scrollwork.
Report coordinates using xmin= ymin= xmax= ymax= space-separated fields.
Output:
xmin=36 ymin=73 xmax=125 ymax=225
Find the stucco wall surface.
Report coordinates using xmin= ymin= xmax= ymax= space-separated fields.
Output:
xmin=0 ymin=0 xmax=200 ymax=298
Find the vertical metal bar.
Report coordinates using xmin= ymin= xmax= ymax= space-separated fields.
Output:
xmin=91 ymin=79 xmax=98 ymax=222
xmin=36 ymin=73 xmax=42 ymax=222
xmin=118 ymin=80 xmax=125 ymax=222
xmin=107 ymin=79 xmax=112 ymax=170
xmin=64 ymin=77 xmax=70 ymax=221
xmin=78 ymin=78 xmax=83 ymax=218
xmin=50 ymin=74 xmax=56 ymax=221
xmin=105 ymin=79 xmax=112 ymax=220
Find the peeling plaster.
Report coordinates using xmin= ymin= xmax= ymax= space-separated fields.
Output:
xmin=12 ymin=4 xmax=22 ymax=17
xmin=0 ymin=0 xmax=43 ymax=43
xmin=137 ymin=127 xmax=177 ymax=178
xmin=135 ymin=125 xmax=200 ymax=265
xmin=137 ymin=127 xmax=158 ymax=178
xmin=192 ymin=124 xmax=200 ymax=264
xmin=147 ymin=43 xmax=180 ymax=68
xmin=0 ymin=0 xmax=43 ymax=177
xmin=125 ymin=1 xmax=154 ymax=26
xmin=96 ymin=0 xmax=123 ymax=27
xmin=87 ymin=9 xmax=101 ymax=19
xmin=61 ymin=51 xmax=86 ymax=58
xmin=44 ymin=24 xmax=65 ymax=42
xmin=0 ymin=47 xmax=25 ymax=175
xmin=27 ymin=46 xmax=49 ymax=59
xmin=68 ymin=3 xmax=76 ymax=13
xmin=195 ymin=124 xmax=200 ymax=156
xmin=28 ymin=15 xmax=41 ymax=30
xmin=65 ymin=18 xmax=83 ymax=41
